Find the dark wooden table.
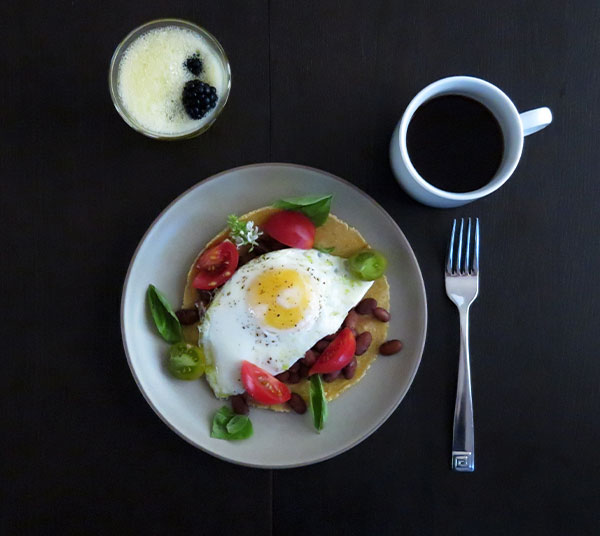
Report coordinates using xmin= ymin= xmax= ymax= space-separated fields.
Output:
xmin=3 ymin=1 xmax=599 ymax=534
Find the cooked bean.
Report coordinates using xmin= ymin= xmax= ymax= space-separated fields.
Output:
xmin=175 ymin=308 xmax=200 ymax=325
xmin=379 ymin=339 xmax=403 ymax=355
xmin=343 ymin=357 xmax=358 ymax=379
xmin=349 ymin=327 xmax=358 ymax=337
xmin=238 ymin=248 xmax=259 ymax=266
xmin=314 ymin=339 xmax=330 ymax=352
xmin=323 ymin=370 xmax=341 ymax=382
xmin=356 ymin=298 xmax=377 ymax=315
xmin=276 ymin=371 xmax=290 ymax=383
xmin=300 ymin=349 xmax=317 ymax=367
xmin=289 ymin=361 xmax=301 ymax=373
xmin=257 ymin=234 xmax=286 ymax=253
xmin=298 ymin=364 xmax=309 ymax=378
xmin=288 ymin=371 xmax=301 ymax=384
xmin=373 ymin=307 xmax=391 ymax=322
xmin=355 ymin=331 xmax=372 ymax=356
xmin=242 ymin=391 xmax=252 ymax=404
xmin=197 ymin=289 xmax=215 ymax=305
xmin=287 ymin=393 xmax=307 ymax=414
xmin=343 ymin=309 xmax=359 ymax=330
xmin=231 ymin=394 xmax=249 ymax=415
xmin=324 ymin=333 xmax=337 ymax=341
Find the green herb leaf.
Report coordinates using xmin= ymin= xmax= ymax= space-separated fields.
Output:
xmin=226 ymin=415 xmax=247 ymax=434
xmin=315 ymin=246 xmax=335 ymax=254
xmin=214 ymin=406 xmax=234 ymax=426
xmin=146 ymin=285 xmax=183 ymax=343
xmin=228 ymin=419 xmax=253 ymax=440
xmin=211 ymin=406 xmax=235 ymax=439
xmin=273 ymin=194 xmax=333 ymax=226
xmin=211 ymin=406 xmax=254 ymax=440
xmin=309 ymin=375 xmax=328 ymax=432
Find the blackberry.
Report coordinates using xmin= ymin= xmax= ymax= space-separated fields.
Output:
xmin=184 ymin=54 xmax=203 ymax=76
xmin=182 ymin=80 xmax=218 ymax=120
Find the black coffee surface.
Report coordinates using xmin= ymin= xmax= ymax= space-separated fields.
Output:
xmin=406 ymin=96 xmax=504 ymax=193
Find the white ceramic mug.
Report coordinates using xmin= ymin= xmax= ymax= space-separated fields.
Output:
xmin=389 ymin=76 xmax=552 ymax=208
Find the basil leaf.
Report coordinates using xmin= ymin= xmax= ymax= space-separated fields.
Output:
xmin=214 ymin=406 xmax=234 ymax=425
xmin=211 ymin=406 xmax=234 ymax=438
xmin=273 ymin=194 xmax=332 ymax=226
xmin=147 ymin=285 xmax=183 ymax=343
xmin=211 ymin=406 xmax=253 ymax=440
xmin=309 ymin=375 xmax=328 ymax=432
xmin=227 ymin=417 xmax=253 ymax=440
xmin=211 ymin=424 xmax=229 ymax=439
xmin=226 ymin=415 xmax=248 ymax=434
xmin=315 ymin=246 xmax=335 ymax=254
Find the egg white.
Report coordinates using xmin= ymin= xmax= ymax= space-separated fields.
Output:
xmin=198 ymin=248 xmax=373 ymax=397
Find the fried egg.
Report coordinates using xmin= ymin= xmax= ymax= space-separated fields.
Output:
xmin=199 ymin=248 xmax=373 ymax=397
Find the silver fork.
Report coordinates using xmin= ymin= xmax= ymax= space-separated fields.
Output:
xmin=446 ymin=218 xmax=479 ymax=472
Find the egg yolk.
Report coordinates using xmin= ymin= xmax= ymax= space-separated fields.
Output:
xmin=247 ymin=268 xmax=310 ymax=330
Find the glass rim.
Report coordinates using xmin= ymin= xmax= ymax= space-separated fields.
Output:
xmin=108 ymin=18 xmax=232 ymax=140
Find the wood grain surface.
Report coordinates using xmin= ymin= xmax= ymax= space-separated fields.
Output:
xmin=1 ymin=1 xmax=599 ymax=534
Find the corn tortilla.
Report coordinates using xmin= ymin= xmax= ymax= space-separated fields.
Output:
xmin=182 ymin=207 xmax=390 ymax=411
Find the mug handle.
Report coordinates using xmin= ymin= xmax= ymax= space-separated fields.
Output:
xmin=520 ymin=107 xmax=552 ymax=136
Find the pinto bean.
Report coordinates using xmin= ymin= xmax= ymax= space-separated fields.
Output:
xmin=314 ymin=339 xmax=330 ymax=353
xmin=298 ymin=364 xmax=310 ymax=378
xmin=354 ymin=331 xmax=372 ymax=356
xmin=343 ymin=309 xmax=359 ymax=330
xmin=372 ymin=307 xmax=391 ymax=322
xmin=175 ymin=308 xmax=200 ymax=325
xmin=323 ymin=370 xmax=341 ymax=382
xmin=197 ymin=289 xmax=215 ymax=305
xmin=342 ymin=357 xmax=358 ymax=379
xmin=276 ymin=371 xmax=290 ymax=383
xmin=356 ymin=298 xmax=377 ymax=315
xmin=287 ymin=393 xmax=307 ymax=414
xmin=300 ymin=349 xmax=318 ymax=367
xmin=257 ymin=234 xmax=286 ymax=253
xmin=288 ymin=371 xmax=301 ymax=384
xmin=231 ymin=394 xmax=249 ymax=415
xmin=379 ymin=339 xmax=403 ymax=355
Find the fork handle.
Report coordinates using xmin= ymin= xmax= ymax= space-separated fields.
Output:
xmin=451 ymin=306 xmax=475 ymax=472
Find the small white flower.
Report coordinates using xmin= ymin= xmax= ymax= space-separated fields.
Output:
xmin=228 ymin=214 xmax=263 ymax=251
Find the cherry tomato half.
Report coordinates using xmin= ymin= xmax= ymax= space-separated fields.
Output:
xmin=263 ymin=210 xmax=315 ymax=249
xmin=241 ymin=361 xmax=291 ymax=405
xmin=192 ymin=240 xmax=239 ymax=290
xmin=309 ymin=328 xmax=356 ymax=375
xmin=168 ymin=342 xmax=205 ymax=380
xmin=347 ymin=249 xmax=388 ymax=281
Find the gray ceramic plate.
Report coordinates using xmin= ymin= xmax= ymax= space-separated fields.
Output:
xmin=121 ymin=163 xmax=427 ymax=468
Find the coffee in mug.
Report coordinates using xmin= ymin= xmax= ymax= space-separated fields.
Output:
xmin=406 ymin=96 xmax=504 ymax=193
xmin=390 ymin=76 xmax=552 ymax=208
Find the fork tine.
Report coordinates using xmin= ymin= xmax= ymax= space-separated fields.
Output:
xmin=456 ymin=218 xmax=464 ymax=274
xmin=446 ymin=219 xmax=457 ymax=274
xmin=473 ymin=218 xmax=480 ymax=274
xmin=465 ymin=218 xmax=472 ymax=274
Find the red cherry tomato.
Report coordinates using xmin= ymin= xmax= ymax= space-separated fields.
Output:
xmin=263 ymin=210 xmax=315 ymax=249
xmin=241 ymin=361 xmax=291 ymax=405
xmin=309 ymin=328 xmax=356 ymax=375
xmin=192 ymin=240 xmax=239 ymax=290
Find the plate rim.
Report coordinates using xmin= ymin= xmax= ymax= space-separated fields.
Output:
xmin=120 ymin=162 xmax=428 ymax=468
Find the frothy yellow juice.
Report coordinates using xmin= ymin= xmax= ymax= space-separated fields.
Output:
xmin=117 ymin=26 xmax=227 ymax=136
